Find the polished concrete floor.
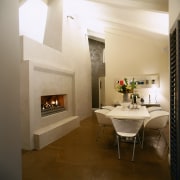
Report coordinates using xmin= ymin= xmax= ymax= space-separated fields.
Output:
xmin=22 ymin=113 xmax=171 ymax=180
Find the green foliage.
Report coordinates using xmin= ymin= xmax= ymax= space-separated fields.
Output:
xmin=115 ymin=78 xmax=137 ymax=94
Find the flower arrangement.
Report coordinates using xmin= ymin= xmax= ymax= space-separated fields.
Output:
xmin=115 ymin=78 xmax=136 ymax=94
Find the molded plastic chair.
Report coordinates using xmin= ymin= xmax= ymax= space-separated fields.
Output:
xmin=111 ymin=118 xmax=144 ymax=161
xmin=143 ymin=110 xmax=169 ymax=147
xmin=101 ymin=105 xmax=115 ymax=111
xmin=94 ymin=109 xmax=112 ymax=141
xmin=147 ymin=106 xmax=162 ymax=113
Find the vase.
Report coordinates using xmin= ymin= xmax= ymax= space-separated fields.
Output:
xmin=123 ymin=93 xmax=129 ymax=102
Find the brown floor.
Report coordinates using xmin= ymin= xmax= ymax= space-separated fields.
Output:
xmin=22 ymin=113 xmax=171 ymax=180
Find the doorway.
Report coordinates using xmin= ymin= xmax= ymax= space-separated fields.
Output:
xmin=88 ymin=38 xmax=105 ymax=108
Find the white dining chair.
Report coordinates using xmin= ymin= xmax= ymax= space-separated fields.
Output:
xmin=111 ymin=118 xmax=144 ymax=161
xmin=94 ymin=109 xmax=112 ymax=141
xmin=101 ymin=105 xmax=115 ymax=111
xmin=143 ymin=110 xmax=169 ymax=147
xmin=147 ymin=106 xmax=162 ymax=113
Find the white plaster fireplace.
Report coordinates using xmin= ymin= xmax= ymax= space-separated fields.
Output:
xmin=21 ymin=60 xmax=79 ymax=150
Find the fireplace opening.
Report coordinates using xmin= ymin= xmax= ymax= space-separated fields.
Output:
xmin=41 ymin=94 xmax=66 ymax=117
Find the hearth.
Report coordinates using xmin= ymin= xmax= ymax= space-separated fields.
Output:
xmin=41 ymin=94 xmax=66 ymax=117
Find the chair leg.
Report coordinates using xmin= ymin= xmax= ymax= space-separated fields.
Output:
xmin=155 ymin=130 xmax=162 ymax=147
xmin=132 ymin=136 xmax=136 ymax=161
xmin=155 ymin=129 xmax=168 ymax=149
xmin=137 ymin=134 xmax=141 ymax=146
xmin=116 ymin=134 xmax=120 ymax=159
xmin=160 ymin=130 xmax=169 ymax=148
xmin=141 ymin=127 xmax=145 ymax=149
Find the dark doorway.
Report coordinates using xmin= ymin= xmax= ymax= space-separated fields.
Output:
xmin=88 ymin=38 xmax=105 ymax=108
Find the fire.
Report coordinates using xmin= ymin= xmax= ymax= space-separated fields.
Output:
xmin=41 ymin=95 xmax=65 ymax=116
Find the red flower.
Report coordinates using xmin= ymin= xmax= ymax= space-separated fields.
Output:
xmin=120 ymin=80 xmax=124 ymax=85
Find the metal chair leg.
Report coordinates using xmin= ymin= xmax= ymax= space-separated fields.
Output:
xmin=161 ymin=130 xmax=169 ymax=146
xmin=137 ymin=133 xmax=141 ymax=145
xmin=158 ymin=130 xmax=169 ymax=150
xmin=132 ymin=136 xmax=136 ymax=161
xmin=141 ymin=127 xmax=145 ymax=149
xmin=116 ymin=134 xmax=120 ymax=159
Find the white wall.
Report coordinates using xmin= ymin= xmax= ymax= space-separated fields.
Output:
xmin=44 ymin=0 xmax=62 ymax=51
xmin=0 ymin=0 xmax=22 ymax=179
xmin=22 ymin=0 xmax=92 ymax=121
xmin=58 ymin=0 xmax=92 ymax=120
xmin=169 ymin=0 xmax=180 ymax=29
xmin=62 ymin=11 xmax=92 ymax=119
xmin=105 ymin=30 xmax=169 ymax=110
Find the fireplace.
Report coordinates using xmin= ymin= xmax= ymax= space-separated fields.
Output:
xmin=20 ymin=42 xmax=79 ymax=150
xmin=41 ymin=94 xmax=66 ymax=117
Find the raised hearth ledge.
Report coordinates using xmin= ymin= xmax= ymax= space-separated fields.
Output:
xmin=34 ymin=116 xmax=79 ymax=150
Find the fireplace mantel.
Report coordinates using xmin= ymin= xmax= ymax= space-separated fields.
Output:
xmin=33 ymin=61 xmax=74 ymax=76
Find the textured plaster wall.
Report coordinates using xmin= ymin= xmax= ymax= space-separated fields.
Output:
xmin=44 ymin=0 xmax=62 ymax=51
xmin=88 ymin=39 xmax=105 ymax=108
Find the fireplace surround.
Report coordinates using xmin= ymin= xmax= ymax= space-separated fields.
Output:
xmin=21 ymin=60 xmax=79 ymax=150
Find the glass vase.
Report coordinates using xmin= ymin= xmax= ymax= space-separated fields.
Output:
xmin=123 ymin=93 xmax=129 ymax=102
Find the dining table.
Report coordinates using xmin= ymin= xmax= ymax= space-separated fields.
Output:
xmin=106 ymin=105 xmax=150 ymax=120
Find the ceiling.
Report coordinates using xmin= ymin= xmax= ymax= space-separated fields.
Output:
xmin=68 ymin=0 xmax=169 ymax=41
xmin=19 ymin=0 xmax=169 ymax=43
